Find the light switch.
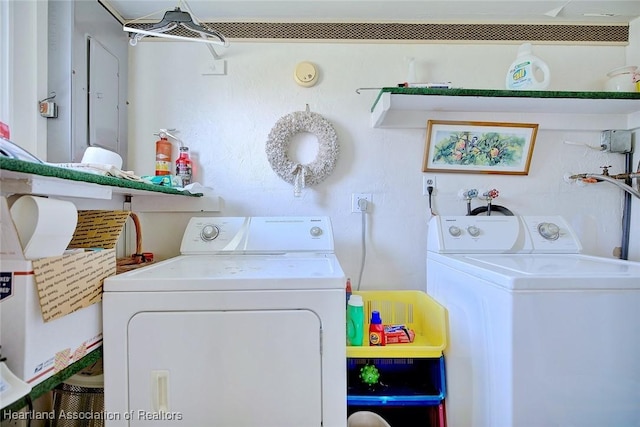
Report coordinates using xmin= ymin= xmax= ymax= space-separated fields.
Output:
xmin=294 ymin=61 xmax=319 ymax=87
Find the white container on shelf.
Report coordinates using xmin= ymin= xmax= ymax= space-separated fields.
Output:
xmin=605 ymin=65 xmax=637 ymax=92
xmin=505 ymin=43 xmax=550 ymax=90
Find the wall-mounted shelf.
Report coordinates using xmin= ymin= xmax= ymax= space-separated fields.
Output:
xmin=1 ymin=348 xmax=103 ymax=415
xmin=371 ymin=88 xmax=640 ymax=131
xmin=0 ymin=158 xmax=222 ymax=212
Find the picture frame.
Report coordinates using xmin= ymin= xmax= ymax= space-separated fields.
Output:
xmin=422 ymin=120 xmax=538 ymax=175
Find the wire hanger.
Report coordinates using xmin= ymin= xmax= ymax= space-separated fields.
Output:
xmin=123 ymin=0 xmax=229 ymax=56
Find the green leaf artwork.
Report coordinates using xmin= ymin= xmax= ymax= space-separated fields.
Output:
xmin=431 ymin=130 xmax=525 ymax=168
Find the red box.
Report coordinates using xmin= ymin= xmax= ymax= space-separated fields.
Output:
xmin=384 ymin=325 xmax=415 ymax=344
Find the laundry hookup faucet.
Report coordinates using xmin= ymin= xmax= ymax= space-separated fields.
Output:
xmin=568 ymin=163 xmax=640 ymax=200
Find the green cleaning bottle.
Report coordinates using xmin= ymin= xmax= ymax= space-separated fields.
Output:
xmin=346 ymin=295 xmax=364 ymax=346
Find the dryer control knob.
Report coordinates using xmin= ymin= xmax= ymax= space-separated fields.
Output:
xmin=467 ymin=225 xmax=481 ymax=237
xmin=537 ymin=222 xmax=560 ymax=240
xmin=201 ymin=224 xmax=220 ymax=241
xmin=448 ymin=225 xmax=462 ymax=237
xmin=310 ymin=226 xmax=323 ymax=237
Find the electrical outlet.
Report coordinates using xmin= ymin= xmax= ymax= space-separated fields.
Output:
xmin=351 ymin=193 xmax=372 ymax=213
xmin=423 ymin=175 xmax=437 ymax=195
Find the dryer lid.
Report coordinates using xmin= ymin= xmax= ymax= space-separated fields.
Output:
xmin=104 ymin=252 xmax=346 ymax=291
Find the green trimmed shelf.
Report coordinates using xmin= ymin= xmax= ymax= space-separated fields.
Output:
xmin=0 ymin=158 xmax=221 ymax=212
xmin=1 ymin=347 xmax=103 ymax=416
xmin=370 ymin=88 xmax=640 ymax=130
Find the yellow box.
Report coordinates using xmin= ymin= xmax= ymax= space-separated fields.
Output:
xmin=347 ymin=290 xmax=448 ymax=358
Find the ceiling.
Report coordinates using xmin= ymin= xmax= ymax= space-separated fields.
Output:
xmin=103 ymin=1 xmax=640 ymax=24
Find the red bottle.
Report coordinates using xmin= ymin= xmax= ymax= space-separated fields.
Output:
xmin=175 ymin=146 xmax=192 ymax=186
xmin=368 ymin=311 xmax=386 ymax=346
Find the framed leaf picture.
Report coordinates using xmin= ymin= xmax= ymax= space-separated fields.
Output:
xmin=423 ymin=120 xmax=538 ymax=175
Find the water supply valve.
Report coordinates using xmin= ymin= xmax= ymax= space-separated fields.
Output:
xmin=480 ymin=188 xmax=499 ymax=200
xmin=473 ymin=188 xmax=510 ymax=216
xmin=458 ymin=189 xmax=478 ymax=215
xmin=600 ymin=165 xmax=612 ymax=176
xmin=458 ymin=188 xmax=478 ymax=200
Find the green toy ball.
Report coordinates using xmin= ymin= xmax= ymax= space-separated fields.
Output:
xmin=359 ymin=364 xmax=380 ymax=386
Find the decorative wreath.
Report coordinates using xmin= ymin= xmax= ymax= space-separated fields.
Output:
xmin=266 ymin=109 xmax=339 ymax=196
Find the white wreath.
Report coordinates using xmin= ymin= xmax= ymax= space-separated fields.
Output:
xmin=266 ymin=110 xmax=339 ymax=196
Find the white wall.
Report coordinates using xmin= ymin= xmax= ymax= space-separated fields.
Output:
xmin=127 ymin=39 xmax=637 ymax=290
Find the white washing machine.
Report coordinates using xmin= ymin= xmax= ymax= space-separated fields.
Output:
xmin=426 ymin=215 xmax=640 ymax=427
xmin=103 ymin=216 xmax=346 ymax=427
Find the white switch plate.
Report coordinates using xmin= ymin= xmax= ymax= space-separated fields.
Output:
xmin=201 ymin=59 xmax=227 ymax=75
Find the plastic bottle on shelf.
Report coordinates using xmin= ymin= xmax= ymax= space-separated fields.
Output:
xmin=368 ymin=311 xmax=386 ymax=346
xmin=346 ymin=294 xmax=364 ymax=346
xmin=155 ymin=133 xmax=172 ymax=176
xmin=505 ymin=43 xmax=550 ymax=90
xmin=175 ymin=146 xmax=193 ymax=187
xmin=345 ymin=278 xmax=352 ymax=309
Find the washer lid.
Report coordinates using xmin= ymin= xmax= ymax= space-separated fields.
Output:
xmin=428 ymin=252 xmax=640 ymax=290
xmin=465 ymin=254 xmax=640 ymax=276
xmin=104 ymin=253 xmax=345 ymax=292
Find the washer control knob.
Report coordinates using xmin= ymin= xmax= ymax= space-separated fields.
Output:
xmin=467 ymin=225 xmax=481 ymax=237
xmin=448 ymin=225 xmax=462 ymax=237
xmin=310 ymin=226 xmax=323 ymax=237
xmin=537 ymin=222 xmax=560 ymax=241
xmin=201 ymin=224 xmax=220 ymax=241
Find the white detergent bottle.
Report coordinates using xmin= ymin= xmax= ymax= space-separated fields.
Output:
xmin=505 ymin=43 xmax=550 ymax=90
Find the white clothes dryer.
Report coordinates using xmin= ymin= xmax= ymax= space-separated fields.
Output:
xmin=426 ymin=215 xmax=640 ymax=427
xmin=103 ymin=217 xmax=346 ymax=427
